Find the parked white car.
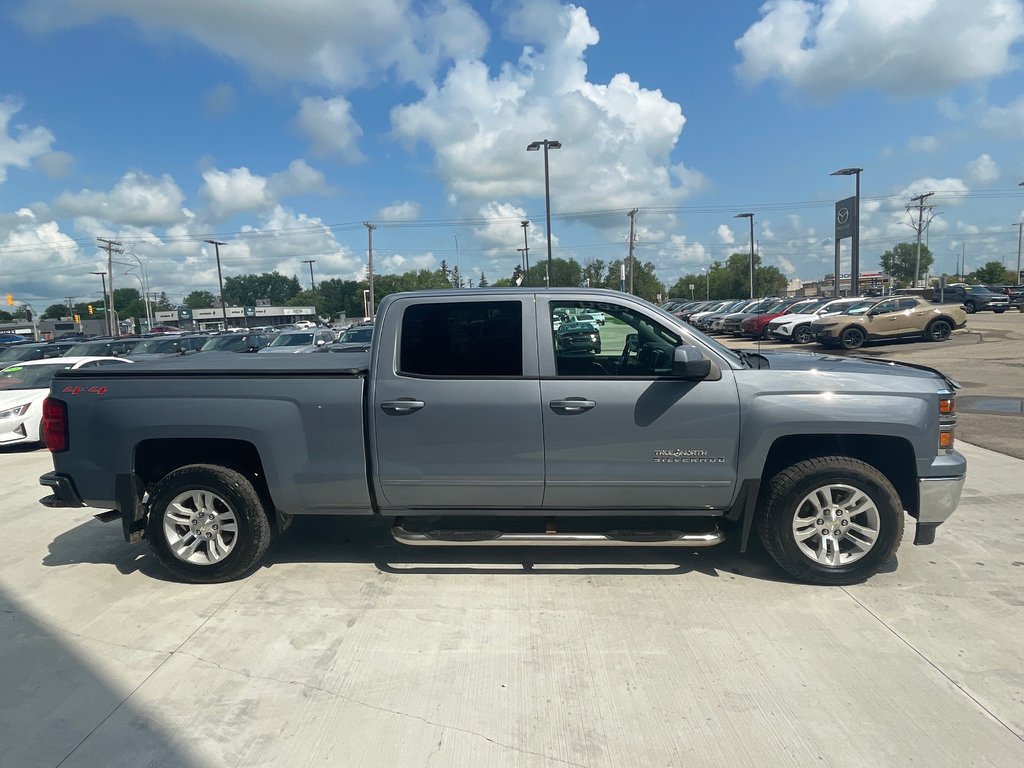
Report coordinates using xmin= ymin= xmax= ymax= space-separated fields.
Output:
xmin=0 ymin=357 xmax=134 ymax=447
xmin=765 ymin=297 xmax=866 ymax=343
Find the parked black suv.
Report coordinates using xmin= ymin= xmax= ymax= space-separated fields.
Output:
xmin=934 ymin=284 xmax=1010 ymax=314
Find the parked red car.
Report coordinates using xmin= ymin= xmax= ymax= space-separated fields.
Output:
xmin=739 ymin=298 xmax=818 ymax=339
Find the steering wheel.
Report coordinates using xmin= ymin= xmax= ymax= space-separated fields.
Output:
xmin=618 ymin=333 xmax=638 ymax=374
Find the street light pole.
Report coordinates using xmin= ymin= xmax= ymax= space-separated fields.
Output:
xmin=452 ymin=235 xmax=460 ymax=288
xmin=204 ymin=240 xmax=228 ymax=330
xmin=734 ymin=213 xmax=755 ymax=298
xmin=831 ymin=167 xmax=863 ymax=295
xmin=520 ymin=220 xmax=530 ymax=286
xmin=527 ymin=139 xmax=561 ymax=287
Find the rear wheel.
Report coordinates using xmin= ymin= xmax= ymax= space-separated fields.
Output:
xmin=926 ymin=319 xmax=952 ymax=342
xmin=146 ymin=464 xmax=273 ymax=583
xmin=839 ymin=326 xmax=865 ymax=350
xmin=758 ymin=456 xmax=904 ymax=585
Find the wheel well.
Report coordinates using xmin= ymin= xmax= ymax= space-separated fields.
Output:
xmin=761 ymin=434 xmax=917 ymax=517
xmin=134 ymin=439 xmax=274 ymax=510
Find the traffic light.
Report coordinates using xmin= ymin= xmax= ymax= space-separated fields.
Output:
xmin=25 ymin=309 xmax=32 ymax=321
xmin=74 ymin=313 xmax=81 ymax=323
xmin=5 ymin=293 xmax=12 ymax=306
xmin=88 ymin=304 xmax=94 ymax=315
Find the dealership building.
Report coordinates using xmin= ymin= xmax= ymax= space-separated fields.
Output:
xmin=152 ymin=305 xmax=318 ymax=331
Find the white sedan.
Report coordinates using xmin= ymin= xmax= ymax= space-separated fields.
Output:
xmin=0 ymin=356 xmax=134 ymax=447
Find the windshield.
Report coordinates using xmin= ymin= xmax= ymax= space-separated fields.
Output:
xmin=841 ymin=300 xmax=880 ymax=316
xmin=0 ymin=345 xmax=45 ymax=362
xmin=794 ymin=299 xmax=829 ymax=314
xmin=201 ymin=335 xmax=247 ymax=351
xmin=130 ymin=338 xmax=180 ymax=354
xmin=340 ymin=327 xmax=372 ymax=343
xmin=0 ymin=363 xmax=71 ymax=390
xmin=65 ymin=342 xmax=110 ymax=355
xmin=269 ymin=333 xmax=314 ymax=347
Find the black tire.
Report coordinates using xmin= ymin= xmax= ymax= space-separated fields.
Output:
xmin=758 ymin=456 xmax=904 ymax=585
xmin=793 ymin=325 xmax=814 ymax=344
xmin=994 ymin=309 xmax=1005 ymax=314
xmin=964 ymin=301 xmax=976 ymax=314
xmin=926 ymin=319 xmax=952 ymax=342
xmin=146 ymin=464 xmax=273 ymax=583
xmin=839 ymin=326 xmax=865 ymax=350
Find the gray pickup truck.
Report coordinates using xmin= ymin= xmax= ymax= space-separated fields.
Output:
xmin=39 ymin=289 xmax=966 ymax=586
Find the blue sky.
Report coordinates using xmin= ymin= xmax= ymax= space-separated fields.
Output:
xmin=2 ymin=0 xmax=1023 ymax=310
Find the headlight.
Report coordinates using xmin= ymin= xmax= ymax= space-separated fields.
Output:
xmin=0 ymin=403 xmax=30 ymax=419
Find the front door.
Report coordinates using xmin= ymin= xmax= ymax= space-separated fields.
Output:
xmin=537 ymin=296 xmax=740 ymax=510
xmin=371 ymin=297 xmax=545 ymax=510
xmin=863 ymin=298 xmax=902 ymax=339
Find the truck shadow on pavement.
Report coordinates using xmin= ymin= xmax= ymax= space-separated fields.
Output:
xmin=43 ymin=515 xmax=899 ymax=584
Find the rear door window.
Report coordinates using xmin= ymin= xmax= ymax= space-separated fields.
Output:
xmin=399 ymin=301 xmax=523 ymax=377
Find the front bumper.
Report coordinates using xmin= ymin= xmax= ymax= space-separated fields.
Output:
xmin=918 ymin=475 xmax=965 ymax=525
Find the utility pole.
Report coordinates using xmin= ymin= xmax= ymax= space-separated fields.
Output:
xmin=364 ymin=223 xmax=376 ymax=318
xmin=204 ymin=240 xmax=228 ymax=330
xmin=520 ymin=220 xmax=530 ymax=286
xmin=97 ymin=237 xmax=123 ymax=336
xmin=960 ymin=243 xmax=965 ymax=281
xmin=1016 ymin=222 xmax=1022 ymax=285
xmin=301 ymin=259 xmax=317 ymax=315
xmin=908 ymin=192 xmax=934 ymax=288
xmin=65 ymin=297 xmax=75 ymax=316
xmin=627 ymin=208 xmax=638 ymax=294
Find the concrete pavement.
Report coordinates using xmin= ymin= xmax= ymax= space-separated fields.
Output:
xmin=1 ymin=442 xmax=1022 ymax=767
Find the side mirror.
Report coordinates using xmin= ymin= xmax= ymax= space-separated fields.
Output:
xmin=672 ymin=345 xmax=711 ymax=380
xmin=316 ymin=339 xmax=326 ymax=346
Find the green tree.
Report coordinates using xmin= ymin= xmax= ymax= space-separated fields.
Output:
xmin=184 ymin=290 xmax=216 ymax=309
xmin=44 ymin=303 xmax=69 ymax=319
xmin=222 ymin=272 xmax=301 ymax=306
xmin=478 ymin=272 xmax=489 ymax=287
xmin=0 ymin=311 xmax=12 ymax=322
xmin=880 ymin=242 xmax=934 ymax=288
xmin=969 ymin=261 xmax=1012 ymax=285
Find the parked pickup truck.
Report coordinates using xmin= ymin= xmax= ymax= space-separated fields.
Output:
xmin=39 ymin=289 xmax=966 ymax=586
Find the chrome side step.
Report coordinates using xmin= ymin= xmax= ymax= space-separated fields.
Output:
xmin=391 ymin=524 xmax=724 ymax=547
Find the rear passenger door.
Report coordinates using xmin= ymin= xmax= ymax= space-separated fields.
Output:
xmin=370 ymin=297 xmax=545 ymax=510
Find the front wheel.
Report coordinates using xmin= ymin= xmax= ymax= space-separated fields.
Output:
xmin=793 ymin=325 xmax=814 ymax=344
xmin=964 ymin=301 xmax=977 ymax=314
xmin=758 ymin=456 xmax=904 ymax=585
xmin=146 ymin=464 xmax=273 ymax=583
xmin=839 ymin=326 xmax=866 ymax=350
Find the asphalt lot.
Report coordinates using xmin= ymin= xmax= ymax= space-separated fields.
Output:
xmin=2 ymin=313 xmax=1023 ymax=766
xmin=2 ymin=441 xmax=1023 ymax=766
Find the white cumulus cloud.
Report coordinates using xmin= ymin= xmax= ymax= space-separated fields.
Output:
xmin=391 ymin=2 xmax=703 ymax=224
xmin=376 ymin=201 xmax=421 ymax=221
xmin=908 ymin=135 xmax=938 ymax=153
xmin=295 ymin=96 xmax=365 ymax=163
xmin=716 ymin=224 xmax=735 ymax=244
xmin=735 ymin=0 xmax=1024 ymax=98
xmin=966 ymin=154 xmax=1000 ymax=184
xmin=53 ymin=171 xmax=187 ymax=226
xmin=0 ymin=96 xmax=56 ymax=184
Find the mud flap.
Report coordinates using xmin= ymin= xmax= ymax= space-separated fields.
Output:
xmin=116 ymin=473 xmax=147 ymax=544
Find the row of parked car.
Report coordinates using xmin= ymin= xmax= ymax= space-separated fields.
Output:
xmin=663 ymin=293 xmax=970 ymax=350
xmin=0 ymin=323 xmax=375 ymax=365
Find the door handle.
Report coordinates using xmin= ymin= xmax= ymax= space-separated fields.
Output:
xmin=549 ymin=398 xmax=596 ymax=413
xmin=380 ymin=399 xmax=425 ymax=414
